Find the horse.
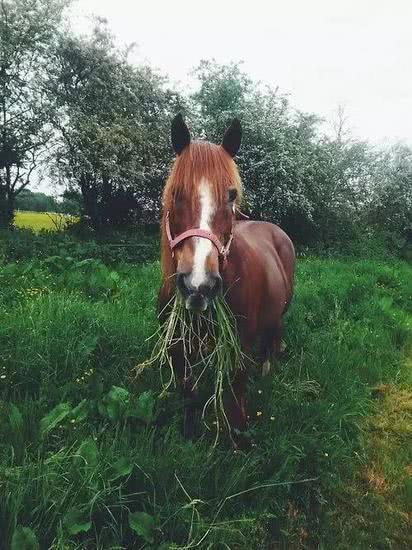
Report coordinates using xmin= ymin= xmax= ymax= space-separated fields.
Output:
xmin=158 ymin=114 xmax=295 ymax=441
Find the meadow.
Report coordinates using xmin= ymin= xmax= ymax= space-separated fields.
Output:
xmin=0 ymin=227 xmax=411 ymax=549
xmin=14 ymin=211 xmax=77 ymax=232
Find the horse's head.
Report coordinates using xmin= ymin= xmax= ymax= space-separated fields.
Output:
xmin=162 ymin=114 xmax=242 ymax=312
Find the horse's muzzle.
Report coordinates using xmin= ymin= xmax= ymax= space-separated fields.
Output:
xmin=176 ymin=272 xmax=222 ymax=312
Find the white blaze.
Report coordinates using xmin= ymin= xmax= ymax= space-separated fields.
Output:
xmin=190 ymin=178 xmax=214 ymax=289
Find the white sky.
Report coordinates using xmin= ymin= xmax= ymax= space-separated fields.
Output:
xmin=69 ymin=0 xmax=412 ymax=146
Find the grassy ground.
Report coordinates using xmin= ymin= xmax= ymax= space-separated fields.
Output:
xmin=14 ymin=211 xmax=77 ymax=232
xmin=0 ymin=241 xmax=411 ymax=548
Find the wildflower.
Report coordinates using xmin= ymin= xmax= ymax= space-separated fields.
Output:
xmin=256 ymin=411 xmax=262 ymax=417
xmin=270 ymin=416 xmax=275 ymax=421
xmin=257 ymin=389 xmax=262 ymax=394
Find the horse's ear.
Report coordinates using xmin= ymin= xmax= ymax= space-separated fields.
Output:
xmin=171 ymin=113 xmax=191 ymax=155
xmin=222 ymin=118 xmax=242 ymax=157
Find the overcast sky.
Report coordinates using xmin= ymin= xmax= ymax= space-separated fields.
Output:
xmin=69 ymin=0 xmax=412 ymax=146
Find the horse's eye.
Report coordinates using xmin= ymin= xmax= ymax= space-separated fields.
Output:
xmin=228 ymin=188 xmax=237 ymax=203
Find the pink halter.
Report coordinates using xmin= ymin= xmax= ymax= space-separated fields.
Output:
xmin=165 ymin=211 xmax=234 ymax=269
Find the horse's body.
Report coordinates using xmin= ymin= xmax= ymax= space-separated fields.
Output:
xmin=158 ymin=115 xmax=295 ymax=439
xmin=221 ymin=220 xmax=294 ymax=348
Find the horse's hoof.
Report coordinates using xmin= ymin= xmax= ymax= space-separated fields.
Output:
xmin=231 ymin=428 xmax=253 ymax=451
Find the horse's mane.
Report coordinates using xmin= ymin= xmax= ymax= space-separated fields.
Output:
xmin=160 ymin=141 xmax=242 ymax=293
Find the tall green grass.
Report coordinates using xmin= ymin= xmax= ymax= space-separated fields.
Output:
xmin=0 ymin=253 xmax=410 ymax=548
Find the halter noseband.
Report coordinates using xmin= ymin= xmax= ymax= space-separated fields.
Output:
xmin=165 ymin=211 xmax=234 ymax=270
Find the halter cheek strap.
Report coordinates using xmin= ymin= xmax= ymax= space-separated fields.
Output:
xmin=165 ymin=211 xmax=234 ymax=269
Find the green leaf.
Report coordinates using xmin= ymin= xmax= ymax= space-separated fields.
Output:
xmin=128 ymin=391 xmax=155 ymax=424
xmin=128 ymin=511 xmax=155 ymax=543
xmin=63 ymin=508 xmax=92 ymax=535
xmin=8 ymin=403 xmax=24 ymax=431
xmin=40 ymin=403 xmax=71 ymax=437
xmin=109 ymin=271 xmax=120 ymax=282
xmin=11 ymin=527 xmax=39 ymax=550
xmin=76 ymin=438 xmax=98 ymax=468
xmin=70 ymin=399 xmax=89 ymax=422
xmin=111 ymin=455 xmax=133 ymax=480
xmin=99 ymin=385 xmax=130 ymax=421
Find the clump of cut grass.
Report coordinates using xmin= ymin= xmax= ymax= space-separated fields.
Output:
xmin=135 ymin=294 xmax=247 ymax=443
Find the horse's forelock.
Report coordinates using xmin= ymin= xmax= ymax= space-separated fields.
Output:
xmin=163 ymin=141 xmax=241 ymax=211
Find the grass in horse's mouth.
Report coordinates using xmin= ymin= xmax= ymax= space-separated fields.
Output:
xmin=135 ymin=294 xmax=246 ymax=445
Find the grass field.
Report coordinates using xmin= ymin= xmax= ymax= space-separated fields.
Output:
xmin=14 ymin=211 xmax=77 ymax=232
xmin=0 ymin=243 xmax=411 ymax=548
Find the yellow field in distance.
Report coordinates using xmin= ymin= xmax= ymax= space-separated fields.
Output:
xmin=14 ymin=211 xmax=78 ymax=232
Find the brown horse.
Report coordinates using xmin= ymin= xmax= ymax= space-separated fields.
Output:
xmin=158 ymin=114 xmax=295 ymax=439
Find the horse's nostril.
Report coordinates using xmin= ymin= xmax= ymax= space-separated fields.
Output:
xmin=176 ymin=272 xmax=191 ymax=297
xmin=198 ymin=274 xmax=222 ymax=298
xmin=198 ymin=284 xmax=209 ymax=296
xmin=177 ymin=272 xmax=222 ymax=299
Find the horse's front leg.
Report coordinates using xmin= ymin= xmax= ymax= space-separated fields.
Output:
xmin=170 ymin=344 xmax=199 ymax=438
xmin=224 ymin=327 xmax=253 ymax=447
xmin=225 ymin=367 xmax=248 ymax=440
xmin=158 ymin=289 xmax=199 ymax=437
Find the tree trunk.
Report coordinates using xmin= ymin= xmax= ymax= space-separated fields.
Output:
xmin=0 ymin=186 xmax=15 ymax=230
xmin=80 ymin=173 xmax=101 ymax=229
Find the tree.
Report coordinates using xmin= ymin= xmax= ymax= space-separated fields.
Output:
xmin=50 ymin=21 xmax=184 ymax=228
xmin=15 ymin=188 xmax=57 ymax=212
xmin=191 ymin=61 xmax=382 ymax=245
xmin=192 ymin=61 xmax=324 ymax=242
xmin=0 ymin=0 xmax=68 ymax=229
xmin=368 ymin=144 xmax=412 ymax=239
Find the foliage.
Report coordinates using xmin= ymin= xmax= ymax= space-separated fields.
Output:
xmin=368 ymin=143 xmax=412 ymax=238
xmin=11 ymin=526 xmax=39 ymax=550
xmin=15 ymin=190 xmax=57 ymax=213
xmin=0 ymin=226 xmax=158 ymax=264
xmin=14 ymin=189 xmax=80 ymax=215
xmin=0 ymin=247 xmax=410 ymax=548
xmin=191 ymin=60 xmax=388 ymax=245
xmin=49 ymin=20 xmax=184 ymax=228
